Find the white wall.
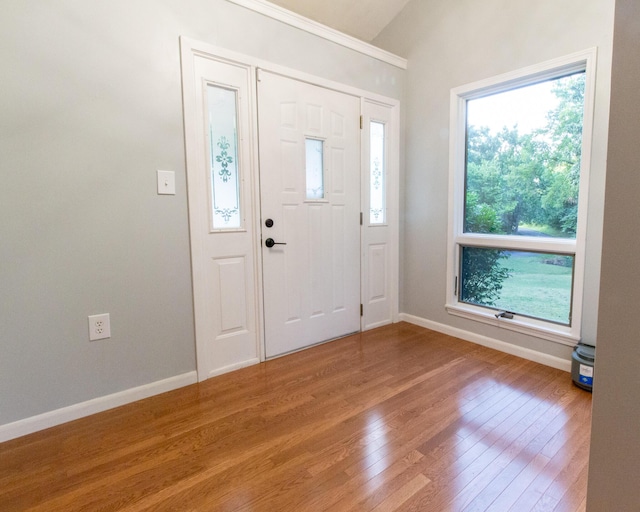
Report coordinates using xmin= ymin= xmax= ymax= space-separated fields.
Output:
xmin=375 ymin=0 xmax=614 ymax=360
xmin=0 ymin=0 xmax=404 ymax=427
xmin=587 ymin=1 xmax=640 ymax=508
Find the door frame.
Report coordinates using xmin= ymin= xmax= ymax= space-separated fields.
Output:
xmin=180 ymin=37 xmax=399 ymax=373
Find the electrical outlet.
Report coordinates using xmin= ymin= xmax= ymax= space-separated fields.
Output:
xmin=88 ymin=313 xmax=111 ymax=341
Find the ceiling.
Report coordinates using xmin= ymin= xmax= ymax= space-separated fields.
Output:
xmin=266 ymin=0 xmax=411 ymax=42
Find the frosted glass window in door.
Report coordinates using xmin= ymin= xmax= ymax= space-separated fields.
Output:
xmin=305 ymin=138 xmax=324 ymax=200
xmin=370 ymin=121 xmax=386 ymax=224
xmin=208 ymin=84 xmax=241 ymax=229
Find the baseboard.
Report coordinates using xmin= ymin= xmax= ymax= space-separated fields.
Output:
xmin=398 ymin=313 xmax=572 ymax=372
xmin=363 ymin=319 xmax=394 ymax=331
xmin=0 ymin=371 xmax=198 ymax=443
xmin=207 ymin=358 xmax=261 ymax=379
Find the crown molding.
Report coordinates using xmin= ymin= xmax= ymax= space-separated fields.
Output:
xmin=226 ymin=0 xmax=408 ymax=70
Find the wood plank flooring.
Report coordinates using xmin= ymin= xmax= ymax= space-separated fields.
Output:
xmin=0 ymin=323 xmax=592 ymax=511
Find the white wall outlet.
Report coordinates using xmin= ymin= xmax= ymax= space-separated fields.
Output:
xmin=157 ymin=170 xmax=175 ymax=195
xmin=88 ymin=313 xmax=111 ymax=341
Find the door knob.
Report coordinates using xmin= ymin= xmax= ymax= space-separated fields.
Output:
xmin=265 ymin=238 xmax=287 ymax=248
xmin=265 ymin=218 xmax=274 ymax=228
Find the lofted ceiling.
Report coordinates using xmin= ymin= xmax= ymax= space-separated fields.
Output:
xmin=266 ymin=0 xmax=411 ymax=42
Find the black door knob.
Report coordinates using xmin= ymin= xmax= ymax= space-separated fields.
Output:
xmin=265 ymin=218 xmax=274 ymax=228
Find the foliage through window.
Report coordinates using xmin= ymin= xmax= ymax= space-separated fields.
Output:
xmin=465 ymin=73 xmax=585 ymax=239
xmin=447 ymin=51 xmax=595 ymax=341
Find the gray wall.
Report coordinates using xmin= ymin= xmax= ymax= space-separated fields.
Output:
xmin=0 ymin=0 xmax=403 ymax=426
xmin=587 ymin=0 xmax=640 ymax=508
xmin=374 ymin=0 xmax=614 ymax=360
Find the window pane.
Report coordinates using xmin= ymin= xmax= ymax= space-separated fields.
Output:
xmin=460 ymin=247 xmax=574 ymax=325
xmin=370 ymin=121 xmax=385 ymax=224
xmin=465 ymin=72 xmax=586 ymax=239
xmin=305 ymin=138 xmax=324 ymax=200
xmin=208 ymin=85 xmax=240 ymax=229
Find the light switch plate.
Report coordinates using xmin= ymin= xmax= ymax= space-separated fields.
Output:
xmin=157 ymin=170 xmax=175 ymax=195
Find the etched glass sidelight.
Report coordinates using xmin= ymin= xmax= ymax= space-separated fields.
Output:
xmin=370 ymin=121 xmax=385 ymax=224
xmin=305 ymin=138 xmax=324 ymax=200
xmin=207 ymin=84 xmax=241 ymax=229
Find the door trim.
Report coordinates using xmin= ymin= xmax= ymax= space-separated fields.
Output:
xmin=180 ymin=37 xmax=399 ymax=373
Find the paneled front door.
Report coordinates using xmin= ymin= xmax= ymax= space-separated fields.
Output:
xmin=258 ymin=70 xmax=361 ymax=357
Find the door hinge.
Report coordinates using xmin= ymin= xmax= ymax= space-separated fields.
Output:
xmin=360 ymin=115 xmax=363 ymax=129
xmin=360 ymin=212 xmax=363 ymax=226
xmin=360 ymin=304 xmax=363 ymax=316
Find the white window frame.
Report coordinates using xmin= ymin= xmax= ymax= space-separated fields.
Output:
xmin=445 ymin=48 xmax=598 ymax=346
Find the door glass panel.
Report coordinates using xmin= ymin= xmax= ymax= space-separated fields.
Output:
xmin=208 ymin=84 xmax=241 ymax=229
xmin=370 ymin=121 xmax=385 ymax=224
xmin=305 ymin=138 xmax=324 ymax=200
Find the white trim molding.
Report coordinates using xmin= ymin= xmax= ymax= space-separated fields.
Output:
xmin=226 ymin=0 xmax=408 ymax=69
xmin=207 ymin=358 xmax=261 ymax=379
xmin=399 ymin=313 xmax=572 ymax=373
xmin=0 ymin=372 xmax=198 ymax=443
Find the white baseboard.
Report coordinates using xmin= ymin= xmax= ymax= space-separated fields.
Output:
xmin=363 ymin=319 xmax=393 ymax=331
xmin=398 ymin=313 xmax=571 ymax=372
xmin=207 ymin=358 xmax=260 ymax=379
xmin=0 ymin=371 xmax=198 ymax=443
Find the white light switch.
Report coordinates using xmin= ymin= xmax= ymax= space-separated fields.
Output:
xmin=157 ymin=170 xmax=175 ymax=195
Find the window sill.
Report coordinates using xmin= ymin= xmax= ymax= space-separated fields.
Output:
xmin=445 ymin=303 xmax=580 ymax=347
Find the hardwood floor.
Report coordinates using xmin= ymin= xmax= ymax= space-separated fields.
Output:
xmin=0 ymin=323 xmax=592 ymax=511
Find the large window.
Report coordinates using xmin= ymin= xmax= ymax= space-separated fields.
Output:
xmin=447 ymin=50 xmax=596 ymax=344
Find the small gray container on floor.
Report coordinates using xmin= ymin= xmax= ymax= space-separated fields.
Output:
xmin=571 ymin=343 xmax=595 ymax=391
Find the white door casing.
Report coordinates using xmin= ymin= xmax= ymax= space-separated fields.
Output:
xmin=258 ymin=70 xmax=361 ymax=358
xmin=182 ymin=50 xmax=261 ymax=380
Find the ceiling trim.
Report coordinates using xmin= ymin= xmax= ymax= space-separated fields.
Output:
xmin=226 ymin=0 xmax=408 ymax=69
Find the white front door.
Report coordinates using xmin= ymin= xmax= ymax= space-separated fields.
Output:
xmin=257 ymin=70 xmax=361 ymax=358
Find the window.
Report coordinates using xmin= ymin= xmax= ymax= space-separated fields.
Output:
xmin=370 ymin=121 xmax=386 ymax=224
xmin=305 ymin=138 xmax=325 ymax=200
xmin=208 ymin=84 xmax=241 ymax=229
xmin=446 ymin=50 xmax=596 ymax=344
